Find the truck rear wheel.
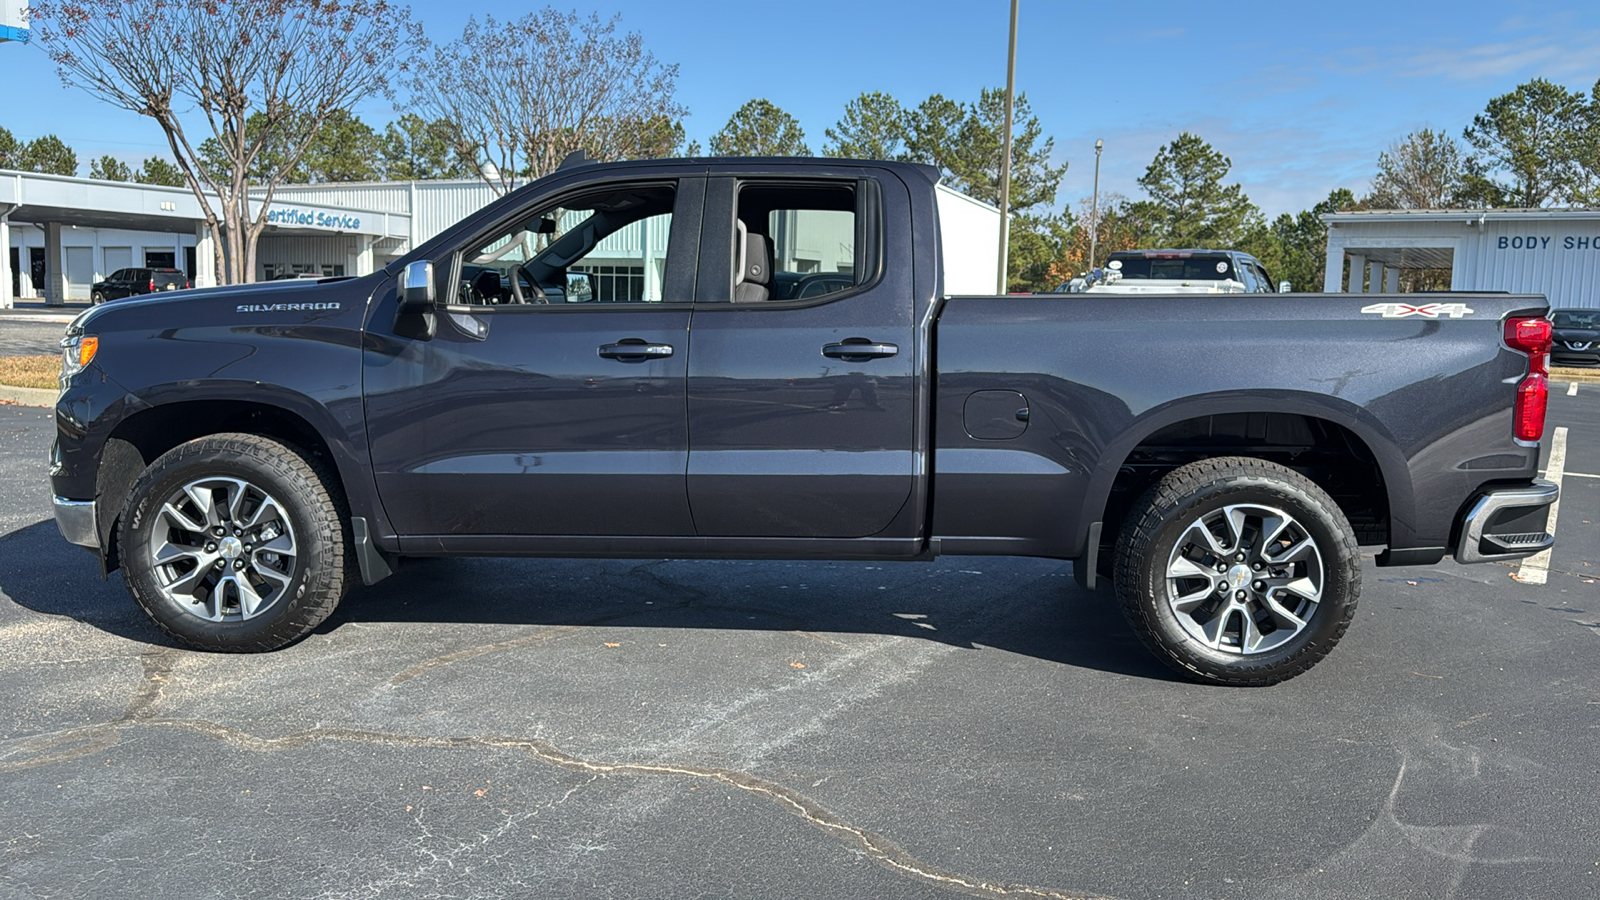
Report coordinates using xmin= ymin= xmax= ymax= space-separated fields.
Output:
xmin=119 ymin=434 xmax=349 ymax=652
xmin=1113 ymin=457 xmax=1360 ymax=686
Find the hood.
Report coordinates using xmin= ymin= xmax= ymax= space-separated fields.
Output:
xmin=72 ymin=276 xmax=368 ymax=335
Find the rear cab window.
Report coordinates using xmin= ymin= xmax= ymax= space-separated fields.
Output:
xmin=715 ymin=179 xmax=881 ymax=305
xmin=1108 ymin=252 xmax=1239 ymax=281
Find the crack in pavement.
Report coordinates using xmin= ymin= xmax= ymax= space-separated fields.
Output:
xmin=0 ymin=584 xmax=1107 ymax=899
xmin=0 ymin=646 xmax=178 ymax=774
xmin=6 ymin=712 xmax=1110 ymax=900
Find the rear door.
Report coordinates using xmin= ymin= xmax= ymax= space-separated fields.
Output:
xmin=684 ymin=169 xmax=919 ymax=538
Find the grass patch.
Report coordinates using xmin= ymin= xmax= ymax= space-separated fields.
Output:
xmin=0 ymin=355 xmax=61 ymax=391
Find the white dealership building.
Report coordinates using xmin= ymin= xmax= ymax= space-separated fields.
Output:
xmin=1 ymin=168 xmax=892 ymax=307
xmin=1322 ymin=208 xmax=1600 ymax=309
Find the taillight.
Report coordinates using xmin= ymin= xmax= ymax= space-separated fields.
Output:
xmin=1505 ymin=315 xmax=1553 ymax=442
xmin=148 ymin=279 xmax=155 ymax=291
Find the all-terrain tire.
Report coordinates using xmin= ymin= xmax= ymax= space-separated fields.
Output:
xmin=1113 ymin=456 xmax=1361 ymax=686
xmin=119 ymin=433 xmax=350 ymax=651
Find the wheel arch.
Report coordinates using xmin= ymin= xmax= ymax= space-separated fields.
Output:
xmin=1077 ymin=392 xmax=1413 ymax=557
xmin=97 ymin=388 xmax=376 ymax=569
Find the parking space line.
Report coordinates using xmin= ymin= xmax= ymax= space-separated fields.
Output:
xmin=1569 ymin=382 xmax=1580 ymax=397
xmin=1516 ymin=426 xmax=1567 ymax=585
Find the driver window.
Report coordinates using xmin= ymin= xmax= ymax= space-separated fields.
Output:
xmin=452 ymin=183 xmax=676 ymax=307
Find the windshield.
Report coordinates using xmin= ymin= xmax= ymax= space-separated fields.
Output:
xmin=1552 ymin=309 xmax=1600 ymax=328
xmin=1107 ymin=254 xmax=1237 ymax=280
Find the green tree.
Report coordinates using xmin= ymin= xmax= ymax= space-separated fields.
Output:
xmin=89 ymin=155 xmax=132 ymax=181
xmin=199 ymin=110 xmax=382 ymax=184
xmin=947 ymin=89 xmax=1065 ymax=211
xmin=299 ymin=109 xmax=380 ymax=182
xmin=1049 ymin=192 xmax=1156 ymax=281
xmin=1571 ymin=77 xmax=1600 ymax=204
xmin=0 ymin=126 xmax=19 ymax=168
xmin=1132 ymin=132 xmax=1261 ymax=247
xmin=1246 ymin=189 xmax=1358 ymax=291
xmin=1006 ymin=212 xmax=1073 ymax=291
xmin=904 ymin=94 xmax=967 ymax=179
xmin=1370 ymin=129 xmax=1466 ymax=209
xmin=824 ymin=92 xmax=909 ymax=159
xmin=21 ymin=134 xmax=78 ymax=176
xmin=1463 ymin=77 xmax=1585 ymax=207
xmin=135 ymin=156 xmax=187 ymax=187
xmin=711 ymin=99 xmax=810 ymax=156
xmin=379 ymin=114 xmax=473 ymax=180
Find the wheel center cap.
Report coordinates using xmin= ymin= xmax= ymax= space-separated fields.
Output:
xmin=219 ymin=536 xmax=244 ymax=561
xmin=1227 ymin=564 xmax=1253 ymax=591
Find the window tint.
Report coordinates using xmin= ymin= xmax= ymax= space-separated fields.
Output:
xmin=1253 ymin=264 xmax=1275 ymax=292
xmin=732 ymin=183 xmax=859 ymax=303
xmin=108 ymin=269 xmax=126 ymax=282
xmin=1236 ymin=262 xmax=1259 ymax=292
xmin=453 ymin=183 xmax=676 ymax=307
xmin=1553 ymin=309 xmax=1600 ymax=328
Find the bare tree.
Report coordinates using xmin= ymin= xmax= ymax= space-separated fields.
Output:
xmin=30 ymin=0 xmax=413 ymax=283
xmin=1369 ymin=129 xmax=1467 ymax=209
xmin=408 ymin=9 xmax=688 ymax=196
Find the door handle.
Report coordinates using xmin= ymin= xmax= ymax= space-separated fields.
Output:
xmin=598 ymin=340 xmax=674 ymax=361
xmin=822 ymin=339 xmax=898 ymax=361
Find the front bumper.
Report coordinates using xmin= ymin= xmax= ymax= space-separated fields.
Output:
xmin=1455 ymin=480 xmax=1558 ymax=563
xmin=53 ymin=496 xmax=99 ymax=550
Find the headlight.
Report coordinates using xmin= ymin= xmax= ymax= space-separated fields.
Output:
xmin=60 ymin=333 xmax=98 ymax=381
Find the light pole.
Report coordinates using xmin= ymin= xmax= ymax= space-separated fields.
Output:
xmin=1089 ymin=139 xmax=1103 ymax=271
xmin=996 ymin=0 xmax=1018 ymax=294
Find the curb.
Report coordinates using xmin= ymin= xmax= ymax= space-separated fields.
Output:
xmin=0 ymin=385 xmax=55 ymax=407
xmin=1551 ymin=367 xmax=1600 ymax=385
xmin=0 ymin=313 xmax=76 ymax=325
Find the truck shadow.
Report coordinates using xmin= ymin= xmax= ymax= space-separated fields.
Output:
xmin=0 ymin=520 xmax=1178 ymax=682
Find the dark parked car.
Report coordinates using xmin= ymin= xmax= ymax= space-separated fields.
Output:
xmin=1551 ymin=308 xmax=1600 ymax=367
xmin=90 ymin=267 xmax=189 ymax=304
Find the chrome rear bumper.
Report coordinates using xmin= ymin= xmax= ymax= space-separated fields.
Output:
xmin=1456 ymin=480 xmax=1558 ymax=564
xmin=53 ymin=496 xmax=98 ymax=550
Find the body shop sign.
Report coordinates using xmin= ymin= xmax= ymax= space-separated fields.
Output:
xmin=265 ymin=207 xmax=362 ymax=230
xmin=1497 ymin=234 xmax=1600 ymax=250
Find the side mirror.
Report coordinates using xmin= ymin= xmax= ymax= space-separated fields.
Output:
xmin=398 ymin=260 xmax=435 ymax=313
xmin=565 ymin=270 xmax=596 ymax=302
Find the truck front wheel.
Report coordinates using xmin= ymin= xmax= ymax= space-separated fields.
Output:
xmin=118 ymin=434 xmax=350 ymax=652
xmin=1113 ymin=457 xmax=1361 ymax=686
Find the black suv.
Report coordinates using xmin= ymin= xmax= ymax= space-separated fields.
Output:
xmin=1551 ymin=308 xmax=1600 ymax=367
xmin=90 ymin=267 xmax=189 ymax=304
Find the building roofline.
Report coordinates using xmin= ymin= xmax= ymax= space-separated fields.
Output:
xmin=1325 ymin=207 xmax=1600 ymax=224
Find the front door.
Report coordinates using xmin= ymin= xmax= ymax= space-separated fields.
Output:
xmin=365 ymin=177 xmax=702 ymax=539
xmin=685 ymin=173 xmax=919 ymax=538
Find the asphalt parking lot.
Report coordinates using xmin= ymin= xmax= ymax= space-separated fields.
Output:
xmin=0 ymin=381 xmax=1596 ymax=899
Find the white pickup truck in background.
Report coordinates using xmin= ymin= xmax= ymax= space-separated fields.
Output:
xmin=1061 ymin=249 xmax=1284 ymax=294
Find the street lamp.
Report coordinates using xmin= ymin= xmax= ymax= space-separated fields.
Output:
xmin=1089 ymin=139 xmax=1103 ymax=271
xmin=996 ymin=0 xmax=1018 ymax=295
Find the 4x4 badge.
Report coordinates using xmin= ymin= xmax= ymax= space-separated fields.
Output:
xmin=1361 ymin=302 xmax=1474 ymax=319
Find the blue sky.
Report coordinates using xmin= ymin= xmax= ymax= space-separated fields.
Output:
xmin=6 ymin=0 xmax=1600 ymax=218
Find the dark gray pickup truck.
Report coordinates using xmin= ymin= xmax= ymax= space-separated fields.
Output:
xmin=50 ymin=157 xmax=1559 ymax=685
